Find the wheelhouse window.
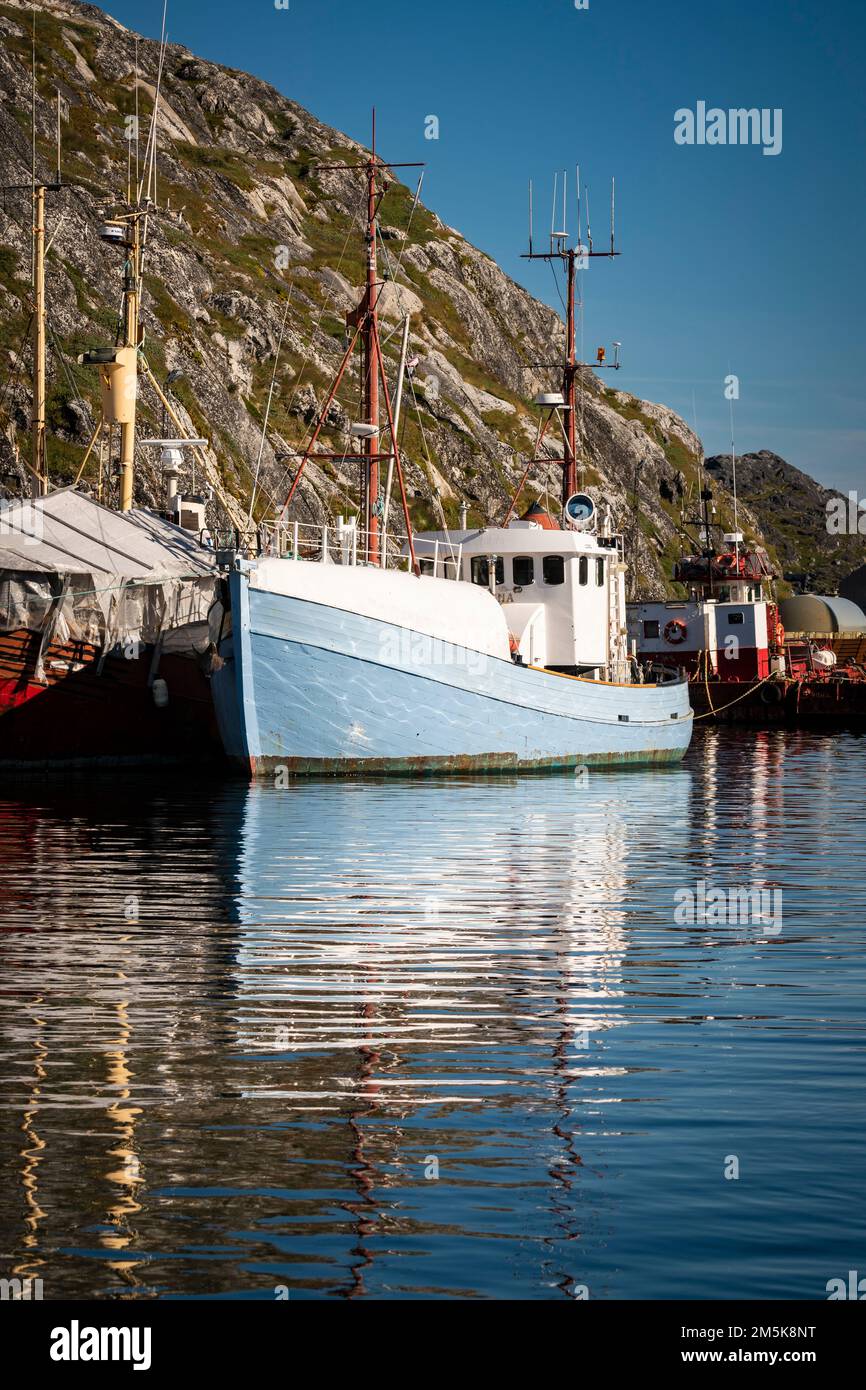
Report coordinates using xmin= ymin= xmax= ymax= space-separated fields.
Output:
xmin=513 ymin=555 xmax=534 ymax=587
xmin=728 ymin=612 xmax=745 ymax=625
xmin=543 ymin=555 xmax=565 ymax=586
xmin=643 ymin=620 xmax=660 ymax=639
xmin=596 ymin=558 xmax=605 ymax=586
xmin=578 ymin=556 xmax=588 ymax=586
xmin=471 ymin=556 xmax=504 ymax=587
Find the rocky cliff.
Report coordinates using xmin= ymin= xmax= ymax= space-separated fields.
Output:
xmin=705 ymin=451 xmax=864 ymax=596
xmin=0 ymin=0 xmax=829 ymax=598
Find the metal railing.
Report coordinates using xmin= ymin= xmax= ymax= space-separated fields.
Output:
xmin=215 ymin=517 xmax=464 ymax=580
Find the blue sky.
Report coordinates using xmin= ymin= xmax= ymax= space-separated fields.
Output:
xmin=104 ymin=0 xmax=866 ymax=493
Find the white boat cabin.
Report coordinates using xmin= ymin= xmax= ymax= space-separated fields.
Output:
xmin=627 ymin=550 xmax=781 ymax=682
xmin=413 ymin=516 xmax=629 ymax=680
xmin=628 ymin=595 xmax=775 ymax=681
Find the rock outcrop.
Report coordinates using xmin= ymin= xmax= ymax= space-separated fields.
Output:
xmin=705 ymin=451 xmax=864 ymax=593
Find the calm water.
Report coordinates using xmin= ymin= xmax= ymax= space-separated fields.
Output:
xmin=1 ymin=728 xmax=864 ymax=1301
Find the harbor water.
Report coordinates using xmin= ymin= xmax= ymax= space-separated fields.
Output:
xmin=1 ymin=727 xmax=864 ymax=1300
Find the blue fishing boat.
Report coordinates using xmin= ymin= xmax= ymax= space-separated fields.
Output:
xmin=210 ymin=127 xmax=693 ymax=776
xmin=211 ymin=547 xmax=691 ymax=776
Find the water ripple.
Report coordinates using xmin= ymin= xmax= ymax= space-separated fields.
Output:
xmin=1 ymin=727 xmax=865 ymax=1299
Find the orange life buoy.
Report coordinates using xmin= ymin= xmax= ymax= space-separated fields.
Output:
xmin=663 ymin=619 xmax=688 ymax=645
xmin=508 ymin=632 xmax=520 ymax=656
xmin=717 ymin=553 xmax=736 ymax=569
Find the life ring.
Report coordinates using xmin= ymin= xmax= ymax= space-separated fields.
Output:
xmin=717 ymin=553 xmax=736 ymax=569
xmin=663 ymin=619 xmax=688 ymax=645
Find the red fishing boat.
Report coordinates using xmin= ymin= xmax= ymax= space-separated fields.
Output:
xmin=627 ymin=486 xmax=866 ymax=726
xmin=0 ymin=490 xmax=223 ymax=771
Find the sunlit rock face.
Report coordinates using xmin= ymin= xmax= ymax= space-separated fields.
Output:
xmin=0 ymin=0 xmax=775 ymax=596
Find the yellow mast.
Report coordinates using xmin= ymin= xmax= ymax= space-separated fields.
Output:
xmin=30 ymin=182 xmax=47 ymax=497
xmin=118 ymin=210 xmax=140 ymax=512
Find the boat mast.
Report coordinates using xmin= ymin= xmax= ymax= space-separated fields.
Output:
xmin=78 ymin=204 xmax=142 ymax=511
xmin=521 ymin=172 xmax=620 ymax=513
xmin=118 ymin=210 xmax=141 ymax=512
xmin=563 ymin=248 xmax=578 ymax=501
xmin=8 ymin=173 xmax=63 ymax=501
xmin=278 ymin=113 xmax=422 ymax=572
xmin=13 ymin=9 xmax=63 ymax=497
xmin=79 ymin=8 xmax=171 ymax=513
xmin=362 ymin=113 xmax=381 ymax=563
xmin=31 ymin=182 xmax=47 ymax=497
xmin=700 ymin=483 xmax=715 ymax=599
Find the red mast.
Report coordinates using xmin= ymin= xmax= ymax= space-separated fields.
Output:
xmin=363 ymin=112 xmax=380 ymax=564
xmin=563 ymin=248 xmax=578 ymax=503
xmin=279 ymin=113 xmax=422 ymax=572
xmin=519 ymin=173 xmax=620 ymax=514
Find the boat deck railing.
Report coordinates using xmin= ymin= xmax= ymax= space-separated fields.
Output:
xmin=228 ymin=519 xmax=465 ymax=580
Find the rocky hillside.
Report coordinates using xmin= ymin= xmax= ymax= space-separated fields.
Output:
xmin=705 ymin=451 xmax=864 ymax=595
xmin=0 ymin=0 xmax=814 ymax=598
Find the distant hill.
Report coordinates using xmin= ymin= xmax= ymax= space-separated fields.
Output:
xmin=704 ymin=450 xmax=865 ymax=594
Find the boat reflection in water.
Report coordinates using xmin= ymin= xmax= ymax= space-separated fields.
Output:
xmin=228 ymin=768 xmax=689 ymax=1300
xmin=1 ymin=736 xmax=864 ymax=1299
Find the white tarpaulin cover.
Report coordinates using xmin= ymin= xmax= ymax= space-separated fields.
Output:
xmin=0 ymin=488 xmax=219 ymax=649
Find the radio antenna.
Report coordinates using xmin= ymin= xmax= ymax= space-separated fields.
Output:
xmin=610 ymin=177 xmax=615 ymax=256
xmin=528 ymin=179 xmax=534 ymax=255
xmin=550 ymin=172 xmax=558 ymax=249
xmin=585 ymin=186 xmax=592 ymax=255
xmin=576 ymin=165 xmax=581 ymax=248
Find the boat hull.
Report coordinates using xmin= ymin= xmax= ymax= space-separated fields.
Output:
xmin=0 ymin=627 xmax=223 ymax=773
xmin=687 ymin=673 xmax=866 ymax=727
xmin=212 ymin=569 xmax=694 ymax=778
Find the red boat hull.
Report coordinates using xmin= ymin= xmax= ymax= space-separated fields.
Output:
xmin=688 ymin=673 xmax=866 ymax=727
xmin=0 ymin=628 xmax=223 ymax=770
